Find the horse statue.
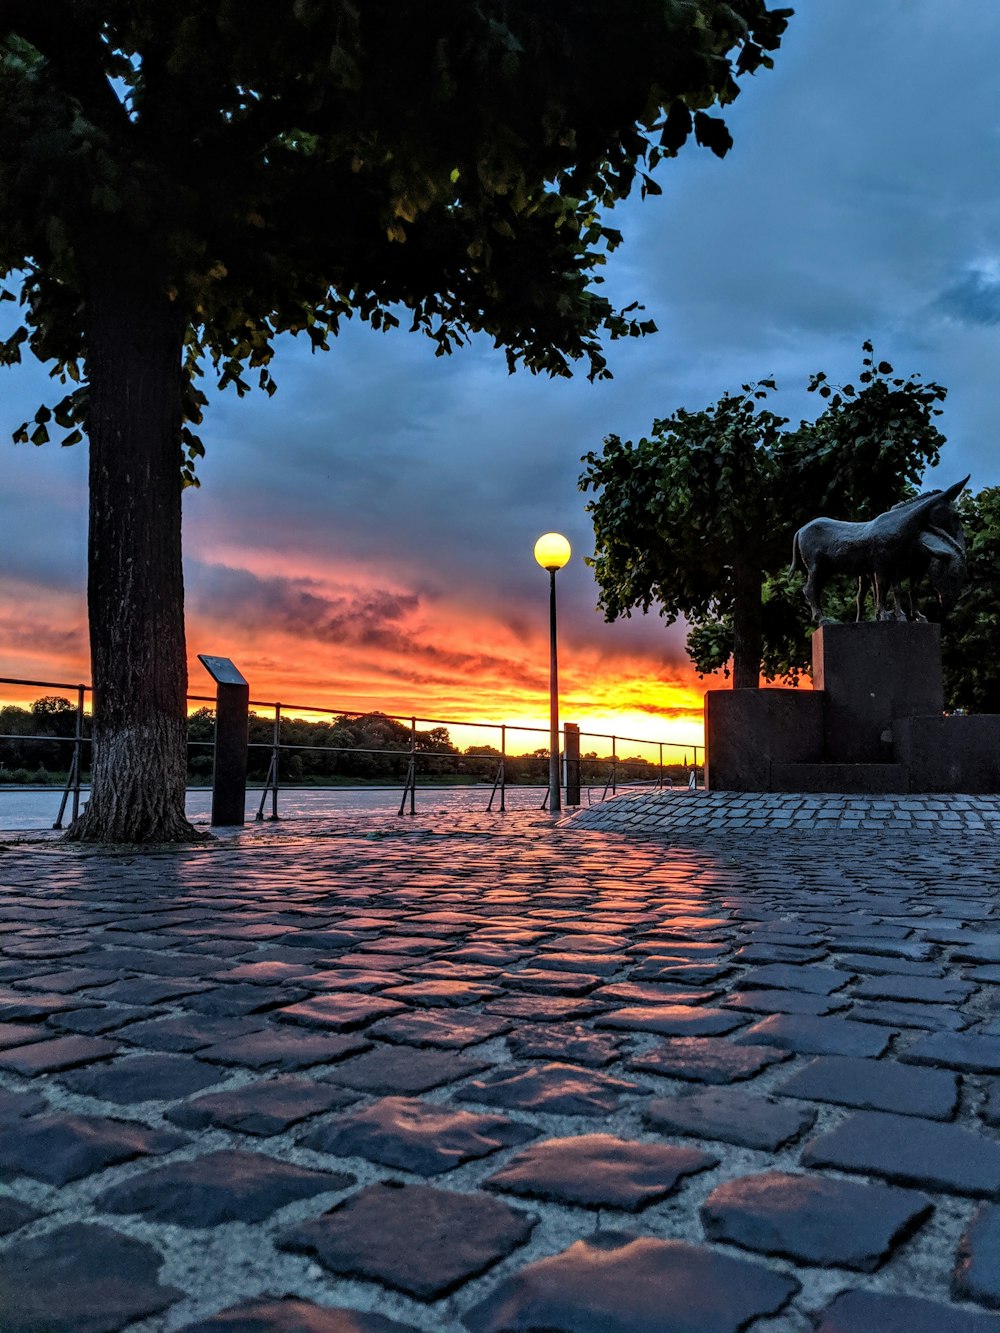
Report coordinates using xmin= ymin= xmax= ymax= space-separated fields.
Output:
xmin=790 ymin=476 xmax=969 ymax=625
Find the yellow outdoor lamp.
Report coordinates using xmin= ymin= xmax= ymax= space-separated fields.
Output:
xmin=533 ymin=532 xmax=572 ymax=572
xmin=534 ymin=532 xmax=571 ymax=812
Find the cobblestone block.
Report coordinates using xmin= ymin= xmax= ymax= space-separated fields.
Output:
xmin=628 ymin=961 xmax=732 ymax=984
xmin=0 ymin=994 xmax=90 ymax=1026
xmin=835 ymin=953 xmax=944 ymax=976
xmin=530 ymin=951 xmax=621 ymax=975
xmin=628 ymin=1036 xmax=790 ymax=1084
xmin=301 ymin=1095 xmax=534 ymax=1175
xmin=182 ymin=982 xmax=310 ymax=1016
xmin=0 ymin=1032 xmax=118 ymax=1073
xmin=273 ymin=929 xmax=365 ymax=951
xmin=903 ymin=1032 xmax=1000 ymax=1074
xmin=853 ymin=975 xmax=976 ymax=1004
xmin=371 ymin=1011 xmax=510 ymax=1047
xmin=280 ymin=1181 xmax=535 ymax=1300
xmin=802 ymin=1110 xmax=1000 ymax=1196
xmin=50 ymin=1004 xmax=148 ymax=1034
xmin=596 ymin=982 xmax=719 ymax=1007
xmin=815 ymin=1287 xmax=1000 ymax=1331
xmin=833 ymin=937 xmax=935 ymax=961
xmin=457 ymin=1062 xmax=638 ymax=1116
xmin=116 ymin=1013 xmax=266 ymax=1051
xmin=167 ymin=1076 xmax=358 ymax=1135
xmin=735 ymin=1013 xmax=895 ymax=1057
xmin=276 ymin=993 xmax=406 ymax=1032
xmin=504 ymin=967 xmax=604 ymax=995
xmin=701 ymin=1169 xmax=932 ymax=1270
xmin=954 ymin=1204 xmax=1000 ymax=1310
xmin=507 ymin=1023 xmax=623 ymax=1067
xmin=196 ymin=1027 xmax=369 ymax=1070
xmin=643 ymin=1087 xmax=815 ymax=1150
xmin=59 ymin=1052 xmax=224 ymax=1103
xmin=846 ymin=1000 xmax=968 ymax=1030
xmin=487 ymin=996 xmax=604 ymax=1021
xmin=0 ymin=1222 xmax=183 ymax=1332
xmin=381 ymin=980 xmax=497 ymax=1007
xmin=0 ymin=1111 xmax=186 ymax=1184
xmin=94 ymin=1148 xmax=351 ymax=1225
xmin=0 ymin=1086 xmax=46 ymax=1120
xmin=87 ymin=976 xmax=209 ymax=1005
xmin=178 ymin=1299 xmax=420 ymax=1332
xmin=484 ymin=1133 xmax=716 ymax=1209
xmin=319 ymin=1042 xmax=489 ymax=1093
xmin=740 ymin=964 xmax=853 ymax=995
xmin=734 ymin=943 xmax=827 ymax=963
xmin=462 ymin=1232 xmax=798 ymax=1333
xmin=17 ymin=966 xmax=119 ymax=993
xmin=776 ymin=1054 xmax=959 ymax=1119
xmin=0 ymin=1021 xmax=46 ymax=1049
xmin=724 ymin=988 xmax=847 ymax=1016
xmin=596 ymin=1004 xmax=745 ymax=1037
xmin=208 ymin=960 xmax=315 ymax=985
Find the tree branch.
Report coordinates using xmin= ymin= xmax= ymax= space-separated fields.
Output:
xmin=0 ymin=1 xmax=132 ymax=142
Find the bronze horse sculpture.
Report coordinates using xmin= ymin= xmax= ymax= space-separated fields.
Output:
xmin=790 ymin=476 xmax=969 ymax=625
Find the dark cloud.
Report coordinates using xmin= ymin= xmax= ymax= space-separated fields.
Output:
xmin=188 ymin=563 xmax=419 ymax=647
xmin=937 ymin=270 xmax=1000 ymax=327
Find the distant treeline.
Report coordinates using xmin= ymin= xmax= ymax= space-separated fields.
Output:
xmin=0 ymin=697 xmax=691 ymax=787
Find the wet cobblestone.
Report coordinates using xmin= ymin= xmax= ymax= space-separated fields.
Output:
xmin=2 ymin=798 xmax=1000 ymax=1329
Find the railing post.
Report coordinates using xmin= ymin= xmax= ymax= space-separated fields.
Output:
xmin=564 ymin=722 xmax=581 ymax=806
xmin=659 ymin=741 xmax=664 ymax=789
xmin=52 ymin=682 xmax=87 ymax=831
xmin=611 ymin=735 xmax=617 ymax=795
xmin=501 ymin=724 xmax=506 ymax=812
xmin=410 ymin=716 xmax=417 ymax=814
xmin=72 ymin=684 xmax=84 ymax=822
xmin=198 ymin=656 xmax=249 ymax=826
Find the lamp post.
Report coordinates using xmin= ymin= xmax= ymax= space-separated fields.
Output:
xmin=533 ymin=532 xmax=571 ymax=813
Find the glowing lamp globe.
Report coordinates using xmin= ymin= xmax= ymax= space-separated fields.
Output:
xmin=534 ymin=532 xmax=571 ymax=571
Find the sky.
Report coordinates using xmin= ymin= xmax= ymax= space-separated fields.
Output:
xmin=2 ymin=1 xmax=1000 ymax=759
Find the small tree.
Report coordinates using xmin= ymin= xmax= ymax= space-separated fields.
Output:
xmin=580 ymin=350 xmax=946 ymax=687
xmin=0 ymin=4 xmax=790 ymax=841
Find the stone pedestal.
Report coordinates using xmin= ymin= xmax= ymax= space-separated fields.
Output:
xmin=704 ymin=621 xmax=1000 ymax=794
xmin=812 ymin=623 xmax=944 ymax=763
xmin=705 ymin=689 xmax=823 ymax=791
xmin=893 ymin=715 xmax=1000 ymax=793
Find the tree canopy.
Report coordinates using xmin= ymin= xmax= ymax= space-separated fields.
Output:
xmin=1 ymin=1 xmax=792 ymax=476
xmin=0 ymin=1 xmax=791 ymax=842
xmin=580 ymin=349 xmax=947 ymax=688
xmin=940 ymin=487 xmax=1000 ymax=713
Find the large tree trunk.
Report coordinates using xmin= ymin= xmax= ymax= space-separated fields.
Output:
xmin=731 ymin=557 xmax=763 ymax=690
xmin=65 ymin=264 xmax=204 ymax=843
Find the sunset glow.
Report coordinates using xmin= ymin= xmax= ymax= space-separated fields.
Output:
xmin=0 ymin=556 xmax=711 ymax=756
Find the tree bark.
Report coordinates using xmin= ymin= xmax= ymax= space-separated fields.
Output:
xmin=732 ymin=557 xmax=763 ymax=690
xmin=65 ymin=263 xmax=204 ymax=843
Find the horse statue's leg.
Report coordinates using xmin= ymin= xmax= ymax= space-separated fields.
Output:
xmin=802 ymin=563 xmax=826 ymax=624
xmin=874 ymin=570 xmax=897 ymax=622
xmin=856 ymin=575 xmax=866 ymax=622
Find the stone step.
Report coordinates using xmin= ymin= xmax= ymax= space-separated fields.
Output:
xmin=770 ymin=762 xmax=909 ymax=794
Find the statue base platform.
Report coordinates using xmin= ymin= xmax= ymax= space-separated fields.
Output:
xmin=706 ymin=623 xmax=1000 ymax=794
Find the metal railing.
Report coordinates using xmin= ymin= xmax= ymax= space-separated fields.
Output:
xmin=0 ymin=674 xmax=703 ymax=827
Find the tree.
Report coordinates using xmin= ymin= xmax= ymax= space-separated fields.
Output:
xmin=580 ymin=351 xmax=946 ymax=688
xmin=940 ymin=488 xmax=1000 ymax=713
xmin=0 ymin=2 xmax=790 ymax=842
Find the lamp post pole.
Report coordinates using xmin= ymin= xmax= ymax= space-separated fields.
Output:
xmin=547 ymin=566 xmax=560 ymax=814
xmin=533 ymin=532 xmax=571 ymax=815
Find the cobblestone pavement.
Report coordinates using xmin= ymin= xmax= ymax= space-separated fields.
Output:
xmin=2 ymin=796 xmax=1000 ymax=1330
